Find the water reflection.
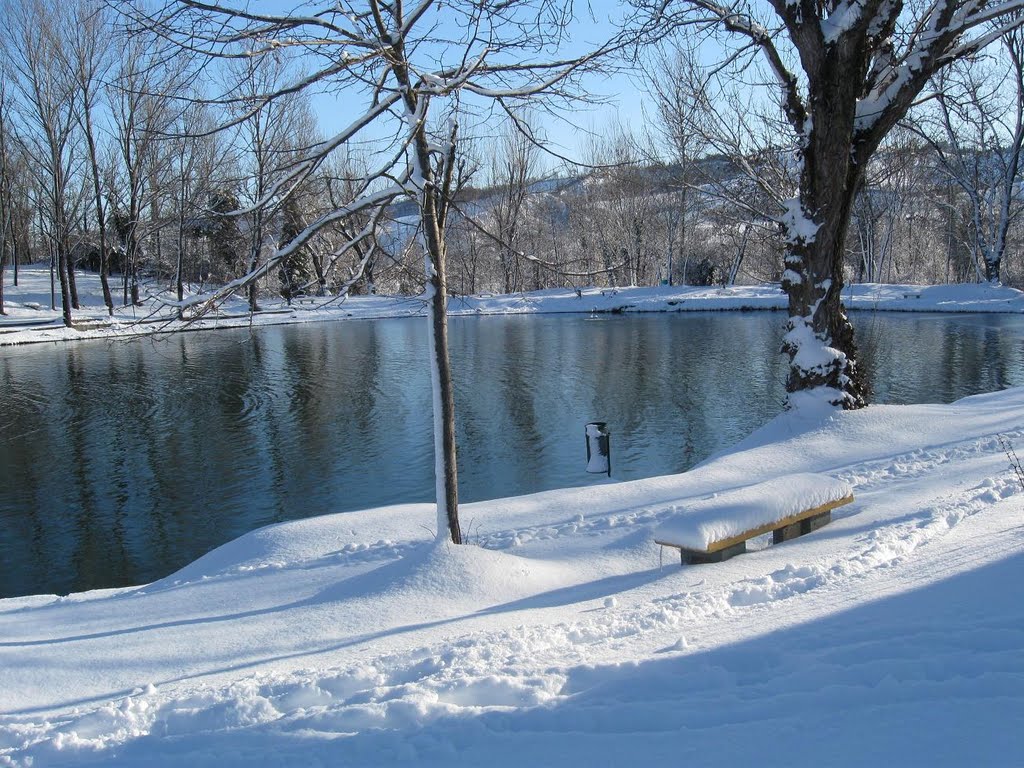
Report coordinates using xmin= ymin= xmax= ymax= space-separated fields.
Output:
xmin=2 ymin=311 xmax=1023 ymax=598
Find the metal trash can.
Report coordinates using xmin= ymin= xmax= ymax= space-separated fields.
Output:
xmin=585 ymin=422 xmax=611 ymax=476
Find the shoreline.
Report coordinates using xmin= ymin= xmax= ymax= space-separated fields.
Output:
xmin=2 ymin=270 xmax=1023 ymax=348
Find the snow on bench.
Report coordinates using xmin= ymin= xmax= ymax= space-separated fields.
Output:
xmin=654 ymin=473 xmax=854 ymax=564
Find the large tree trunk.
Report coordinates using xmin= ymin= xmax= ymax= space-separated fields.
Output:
xmin=985 ymin=255 xmax=1002 ymax=284
xmin=781 ymin=72 xmax=868 ymax=410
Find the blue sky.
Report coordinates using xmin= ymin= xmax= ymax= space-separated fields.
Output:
xmin=283 ymin=0 xmax=655 ymax=170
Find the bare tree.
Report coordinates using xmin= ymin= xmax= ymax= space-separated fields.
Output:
xmin=117 ymin=0 xmax=616 ymax=544
xmin=228 ymin=54 xmax=317 ymax=311
xmin=589 ymin=126 xmax=662 ymax=287
xmin=317 ymin=150 xmax=378 ymax=296
xmin=3 ymin=0 xmax=85 ymax=326
xmin=646 ymin=44 xmax=793 ymax=287
xmin=644 ymin=0 xmax=1024 ymax=409
xmin=67 ymin=0 xmax=116 ymax=314
xmin=168 ymin=98 xmax=222 ymax=311
xmin=488 ymin=114 xmax=541 ymax=292
xmin=646 ymin=42 xmax=707 ymax=285
xmin=847 ymin=128 xmax=928 ymax=283
xmin=0 ymin=83 xmax=14 ymax=315
xmin=909 ymin=31 xmax=1024 ymax=284
xmin=108 ymin=33 xmax=180 ymax=306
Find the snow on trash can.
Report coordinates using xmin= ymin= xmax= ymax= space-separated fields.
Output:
xmin=585 ymin=422 xmax=611 ymax=476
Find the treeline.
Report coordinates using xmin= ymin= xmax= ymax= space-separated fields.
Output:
xmin=1 ymin=0 xmax=1021 ymax=323
xmin=445 ymin=124 xmax=1024 ymax=297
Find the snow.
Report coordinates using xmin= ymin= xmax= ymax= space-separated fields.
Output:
xmin=782 ymin=315 xmax=847 ymax=372
xmin=653 ymin=473 xmax=853 ymax=550
xmin=779 ymin=197 xmax=820 ymax=243
xmin=3 ymin=266 xmax=1024 ymax=347
xmin=2 ymin=380 xmax=1024 ymax=765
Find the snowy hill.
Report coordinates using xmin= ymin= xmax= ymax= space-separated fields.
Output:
xmin=2 ymin=387 xmax=1023 ymax=765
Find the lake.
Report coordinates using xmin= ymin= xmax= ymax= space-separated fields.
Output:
xmin=3 ymin=311 xmax=1024 ymax=598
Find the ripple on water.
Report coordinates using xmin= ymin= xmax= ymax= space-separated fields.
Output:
xmin=3 ymin=312 xmax=1024 ymax=597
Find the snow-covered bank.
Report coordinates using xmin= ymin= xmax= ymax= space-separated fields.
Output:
xmin=2 ymin=265 xmax=1023 ymax=346
xmin=2 ymin=387 xmax=1024 ymax=766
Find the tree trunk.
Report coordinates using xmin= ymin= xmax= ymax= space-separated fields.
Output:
xmin=311 ymin=253 xmax=326 ymax=296
xmin=247 ymin=211 xmax=262 ymax=312
xmin=57 ymin=246 xmax=73 ymax=327
xmin=412 ymin=130 xmax=462 ymax=545
xmin=727 ymin=225 xmax=750 ymax=285
xmin=781 ymin=74 xmax=868 ymax=410
xmin=425 ymin=249 xmax=461 ymax=544
xmin=984 ymin=256 xmax=1001 ymax=284
xmin=176 ymin=216 xmax=186 ymax=314
xmin=126 ymin=218 xmax=142 ymax=306
xmin=84 ymin=116 xmax=114 ymax=316
xmin=66 ymin=250 xmax=80 ymax=309
xmin=99 ymin=255 xmax=113 ymax=315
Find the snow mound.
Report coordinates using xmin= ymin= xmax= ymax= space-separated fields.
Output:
xmin=393 ymin=543 xmax=572 ymax=606
xmin=141 ymin=503 xmax=437 ymax=589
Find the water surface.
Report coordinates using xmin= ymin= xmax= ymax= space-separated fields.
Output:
xmin=2 ymin=311 xmax=1023 ymax=597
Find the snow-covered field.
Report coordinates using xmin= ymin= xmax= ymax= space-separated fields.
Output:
xmin=2 ymin=265 xmax=1023 ymax=346
xmin=2 ymin=384 xmax=1024 ymax=766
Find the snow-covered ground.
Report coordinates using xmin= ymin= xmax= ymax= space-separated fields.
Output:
xmin=2 ymin=386 xmax=1024 ymax=766
xmin=2 ymin=265 xmax=1023 ymax=346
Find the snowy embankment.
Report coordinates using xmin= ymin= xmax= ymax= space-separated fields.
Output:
xmin=2 ymin=265 xmax=1023 ymax=346
xmin=2 ymin=387 xmax=1024 ymax=766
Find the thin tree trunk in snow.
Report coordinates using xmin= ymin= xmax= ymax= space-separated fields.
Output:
xmin=396 ymin=93 xmax=461 ymax=542
xmin=425 ymin=253 xmax=461 ymax=543
xmin=416 ymin=155 xmax=461 ymax=543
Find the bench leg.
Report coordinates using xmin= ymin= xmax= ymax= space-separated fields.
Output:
xmin=773 ymin=510 xmax=832 ymax=545
xmin=801 ymin=510 xmax=831 ymax=535
xmin=682 ymin=541 xmax=746 ymax=565
xmin=773 ymin=521 xmax=803 ymax=544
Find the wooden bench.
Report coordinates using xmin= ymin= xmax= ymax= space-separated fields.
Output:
xmin=654 ymin=474 xmax=854 ymax=565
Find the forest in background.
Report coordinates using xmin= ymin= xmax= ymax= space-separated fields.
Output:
xmin=1 ymin=0 xmax=1022 ymax=319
